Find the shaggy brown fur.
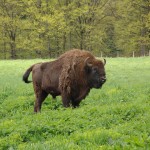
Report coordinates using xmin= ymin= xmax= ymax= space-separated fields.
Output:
xmin=23 ymin=49 xmax=106 ymax=112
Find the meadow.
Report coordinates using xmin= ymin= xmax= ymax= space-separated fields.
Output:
xmin=0 ymin=57 xmax=150 ymax=150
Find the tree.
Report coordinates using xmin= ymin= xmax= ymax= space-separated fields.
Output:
xmin=112 ymin=0 xmax=150 ymax=56
xmin=0 ymin=0 xmax=26 ymax=59
xmin=0 ymin=0 xmax=149 ymax=58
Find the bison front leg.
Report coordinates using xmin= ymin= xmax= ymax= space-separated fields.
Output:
xmin=71 ymin=100 xmax=80 ymax=108
xmin=72 ymin=88 xmax=90 ymax=108
xmin=34 ymin=90 xmax=48 ymax=113
xmin=61 ymin=94 xmax=71 ymax=107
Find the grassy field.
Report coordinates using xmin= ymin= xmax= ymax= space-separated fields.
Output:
xmin=0 ymin=57 xmax=150 ymax=150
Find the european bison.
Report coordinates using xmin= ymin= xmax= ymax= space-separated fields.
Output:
xmin=23 ymin=49 xmax=106 ymax=112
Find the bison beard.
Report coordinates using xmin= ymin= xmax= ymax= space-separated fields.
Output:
xmin=23 ymin=49 xmax=106 ymax=112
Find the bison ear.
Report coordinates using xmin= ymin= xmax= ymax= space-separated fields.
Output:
xmin=84 ymin=57 xmax=92 ymax=73
xmin=103 ymin=59 xmax=106 ymax=65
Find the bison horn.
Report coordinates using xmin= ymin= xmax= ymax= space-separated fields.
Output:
xmin=103 ymin=59 xmax=106 ymax=65
xmin=84 ymin=57 xmax=92 ymax=67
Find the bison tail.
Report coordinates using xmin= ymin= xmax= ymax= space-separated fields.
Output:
xmin=22 ymin=65 xmax=34 ymax=83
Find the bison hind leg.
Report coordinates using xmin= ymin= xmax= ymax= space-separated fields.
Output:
xmin=34 ymin=90 xmax=48 ymax=113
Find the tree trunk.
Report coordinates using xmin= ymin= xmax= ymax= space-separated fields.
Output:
xmin=2 ymin=31 xmax=7 ymax=59
xmin=78 ymin=16 xmax=84 ymax=50
xmin=69 ymin=31 xmax=72 ymax=49
xmin=10 ymin=42 xmax=16 ymax=59
xmin=37 ymin=0 xmax=41 ymax=8
xmin=9 ymin=31 xmax=16 ymax=59
xmin=140 ymin=27 xmax=147 ymax=56
xmin=47 ymin=36 xmax=52 ymax=58
xmin=140 ymin=43 xmax=146 ymax=56
xmin=63 ymin=33 xmax=66 ymax=52
xmin=3 ymin=41 xmax=6 ymax=59
xmin=80 ymin=30 xmax=83 ymax=50
xmin=56 ymin=35 xmax=60 ymax=54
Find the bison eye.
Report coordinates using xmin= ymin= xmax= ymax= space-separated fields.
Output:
xmin=92 ymin=68 xmax=98 ymax=74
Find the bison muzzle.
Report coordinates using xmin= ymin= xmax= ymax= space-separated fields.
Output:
xmin=23 ymin=49 xmax=106 ymax=112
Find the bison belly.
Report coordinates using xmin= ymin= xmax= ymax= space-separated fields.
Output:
xmin=41 ymin=72 xmax=61 ymax=96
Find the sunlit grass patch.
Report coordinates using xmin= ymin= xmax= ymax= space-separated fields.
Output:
xmin=0 ymin=57 xmax=150 ymax=149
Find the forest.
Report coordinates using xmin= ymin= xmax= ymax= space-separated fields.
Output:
xmin=0 ymin=0 xmax=149 ymax=59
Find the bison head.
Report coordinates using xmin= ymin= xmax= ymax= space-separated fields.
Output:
xmin=84 ymin=58 xmax=106 ymax=89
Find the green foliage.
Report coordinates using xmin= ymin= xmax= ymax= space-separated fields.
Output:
xmin=113 ymin=0 xmax=150 ymax=56
xmin=0 ymin=57 xmax=150 ymax=149
xmin=0 ymin=0 xmax=149 ymax=59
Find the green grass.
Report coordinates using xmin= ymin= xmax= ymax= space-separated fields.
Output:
xmin=0 ymin=57 xmax=150 ymax=150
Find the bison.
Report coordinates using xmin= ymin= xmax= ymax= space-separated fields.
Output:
xmin=23 ymin=49 xmax=106 ymax=112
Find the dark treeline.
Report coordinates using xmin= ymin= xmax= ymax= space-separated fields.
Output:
xmin=0 ymin=0 xmax=149 ymax=59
